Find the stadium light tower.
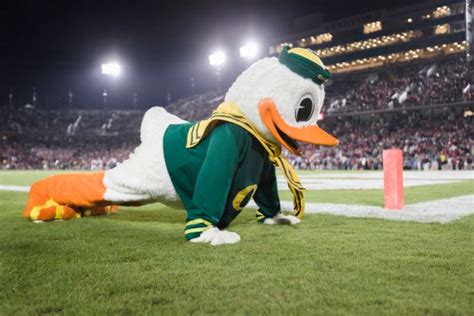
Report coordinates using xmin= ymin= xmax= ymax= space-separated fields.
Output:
xmin=68 ymin=89 xmax=73 ymax=110
xmin=101 ymin=62 xmax=122 ymax=76
xmin=8 ymin=88 xmax=13 ymax=108
xmin=240 ymin=42 xmax=259 ymax=59
xmin=32 ymin=87 xmax=37 ymax=108
xmin=100 ymin=61 xmax=122 ymax=110
xmin=103 ymin=89 xmax=108 ymax=109
xmin=208 ymin=51 xmax=226 ymax=66
xmin=208 ymin=50 xmax=226 ymax=91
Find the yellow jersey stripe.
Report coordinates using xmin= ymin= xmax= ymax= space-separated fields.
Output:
xmin=186 ymin=218 xmax=213 ymax=227
xmin=184 ymin=226 xmax=210 ymax=235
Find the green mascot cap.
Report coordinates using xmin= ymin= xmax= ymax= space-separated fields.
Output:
xmin=279 ymin=46 xmax=332 ymax=85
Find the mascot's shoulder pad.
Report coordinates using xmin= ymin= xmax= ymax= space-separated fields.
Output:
xmin=211 ymin=122 xmax=253 ymax=149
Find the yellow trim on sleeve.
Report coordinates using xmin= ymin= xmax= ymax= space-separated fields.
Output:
xmin=186 ymin=218 xmax=213 ymax=227
xmin=256 ymin=210 xmax=265 ymax=219
xmin=184 ymin=226 xmax=210 ymax=235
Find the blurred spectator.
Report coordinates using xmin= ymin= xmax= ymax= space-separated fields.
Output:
xmin=285 ymin=112 xmax=473 ymax=171
xmin=325 ymin=56 xmax=473 ymax=113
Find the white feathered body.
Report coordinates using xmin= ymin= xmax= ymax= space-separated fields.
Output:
xmin=103 ymin=107 xmax=184 ymax=207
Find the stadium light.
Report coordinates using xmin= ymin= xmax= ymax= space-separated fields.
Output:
xmin=208 ymin=51 xmax=226 ymax=67
xmin=240 ymin=42 xmax=259 ymax=59
xmin=101 ymin=62 xmax=122 ymax=76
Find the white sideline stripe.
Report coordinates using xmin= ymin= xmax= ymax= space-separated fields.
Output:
xmin=2 ymin=185 xmax=473 ymax=223
xmin=249 ymin=195 xmax=474 ymax=224
xmin=276 ymin=179 xmax=461 ymax=190
xmin=0 ymin=185 xmax=30 ymax=192
xmin=296 ymin=170 xmax=474 ymax=180
xmin=276 ymin=170 xmax=474 ymax=191
xmin=291 ymin=195 xmax=474 ymax=223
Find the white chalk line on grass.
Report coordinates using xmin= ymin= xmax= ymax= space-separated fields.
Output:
xmin=0 ymin=185 xmax=30 ymax=192
xmin=247 ymin=193 xmax=473 ymax=224
xmin=277 ymin=170 xmax=474 ymax=191
xmin=2 ymin=185 xmax=473 ymax=223
xmin=297 ymin=170 xmax=474 ymax=180
xmin=278 ymin=195 xmax=474 ymax=224
xmin=276 ymin=179 xmax=461 ymax=191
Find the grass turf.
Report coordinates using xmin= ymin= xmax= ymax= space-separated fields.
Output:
xmin=2 ymin=170 xmax=473 ymax=207
xmin=0 ymin=170 xmax=86 ymax=186
xmin=0 ymin=171 xmax=473 ymax=315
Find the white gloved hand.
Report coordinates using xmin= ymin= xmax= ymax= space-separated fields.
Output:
xmin=263 ymin=213 xmax=301 ymax=225
xmin=190 ymin=227 xmax=241 ymax=246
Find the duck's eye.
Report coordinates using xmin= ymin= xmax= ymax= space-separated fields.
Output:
xmin=295 ymin=97 xmax=314 ymax=122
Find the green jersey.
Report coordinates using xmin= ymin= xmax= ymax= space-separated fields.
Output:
xmin=163 ymin=122 xmax=281 ymax=240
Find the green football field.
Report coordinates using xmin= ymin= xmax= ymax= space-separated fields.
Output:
xmin=0 ymin=170 xmax=473 ymax=315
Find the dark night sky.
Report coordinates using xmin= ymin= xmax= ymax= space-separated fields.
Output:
xmin=0 ymin=0 xmax=416 ymax=109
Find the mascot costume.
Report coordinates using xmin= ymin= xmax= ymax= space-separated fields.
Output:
xmin=23 ymin=47 xmax=338 ymax=245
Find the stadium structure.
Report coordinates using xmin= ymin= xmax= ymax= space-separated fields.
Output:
xmin=269 ymin=0 xmax=473 ymax=112
xmin=168 ymin=0 xmax=473 ymax=116
xmin=272 ymin=0 xmax=471 ymax=73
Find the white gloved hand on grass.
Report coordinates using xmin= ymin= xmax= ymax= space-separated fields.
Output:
xmin=263 ymin=213 xmax=300 ymax=225
xmin=190 ymin=227 xmax=241 ymax=245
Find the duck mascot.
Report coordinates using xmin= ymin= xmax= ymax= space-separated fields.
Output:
xmin=23 ymin=47 xmax=338 ymax=245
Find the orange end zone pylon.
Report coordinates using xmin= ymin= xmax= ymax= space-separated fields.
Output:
xmin=383 ymin=149 xmax=404 ymax=210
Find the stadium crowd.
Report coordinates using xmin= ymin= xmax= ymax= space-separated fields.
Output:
xmin=1 ymin=135 xmax=135 ymax=170
xmin=1 ymin=107 xmax=140 ymax=170
xmin=287 ymin=112 xmax=473 ymax=171
xmin=1 ymin=55 xmax=472 ymax=171
xmin=163 ymin=56 xmax=474 ymax=119
xmin=1 ymin=107 xmax=472 ymax=171
xmin=326 ymin=56 xmax=473 ymax=113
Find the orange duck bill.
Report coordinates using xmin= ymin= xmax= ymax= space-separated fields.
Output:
xmin=258 ymin=99 xmax=339 ymax=156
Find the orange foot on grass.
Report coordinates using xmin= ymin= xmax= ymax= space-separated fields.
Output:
xmin=28 ymin=199 xmax=81 ymax=222
xmin=28 ymin=200 xmax=119 ymax=223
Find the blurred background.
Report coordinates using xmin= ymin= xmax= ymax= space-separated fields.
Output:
xmin=1 ymin=0 xmax=473 ymax=171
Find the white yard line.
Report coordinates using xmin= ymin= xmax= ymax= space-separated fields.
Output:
xmin=277 ymin=195 xmax=474 ymax=224
xmin=276 ymin=179 xmax=462 ymax=190
xmin=297 ymin=170 xmax=474 ymax=180
xmin=247 ymin=194 xmax=474 ymax=224
xmin=277 ymin=170 xmax=473 ymax=190
xmin=0 ymin=185 xmax=30 ymax=192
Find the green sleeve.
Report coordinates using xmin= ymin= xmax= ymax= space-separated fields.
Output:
xmin=253 ymin=162 xmax=281 ymax=223
xmin=185 ymin=124 xmax=243 ymax=238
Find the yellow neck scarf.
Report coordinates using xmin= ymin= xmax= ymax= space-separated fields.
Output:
xmin=185 ymin=102 xmax=305 ymax=218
